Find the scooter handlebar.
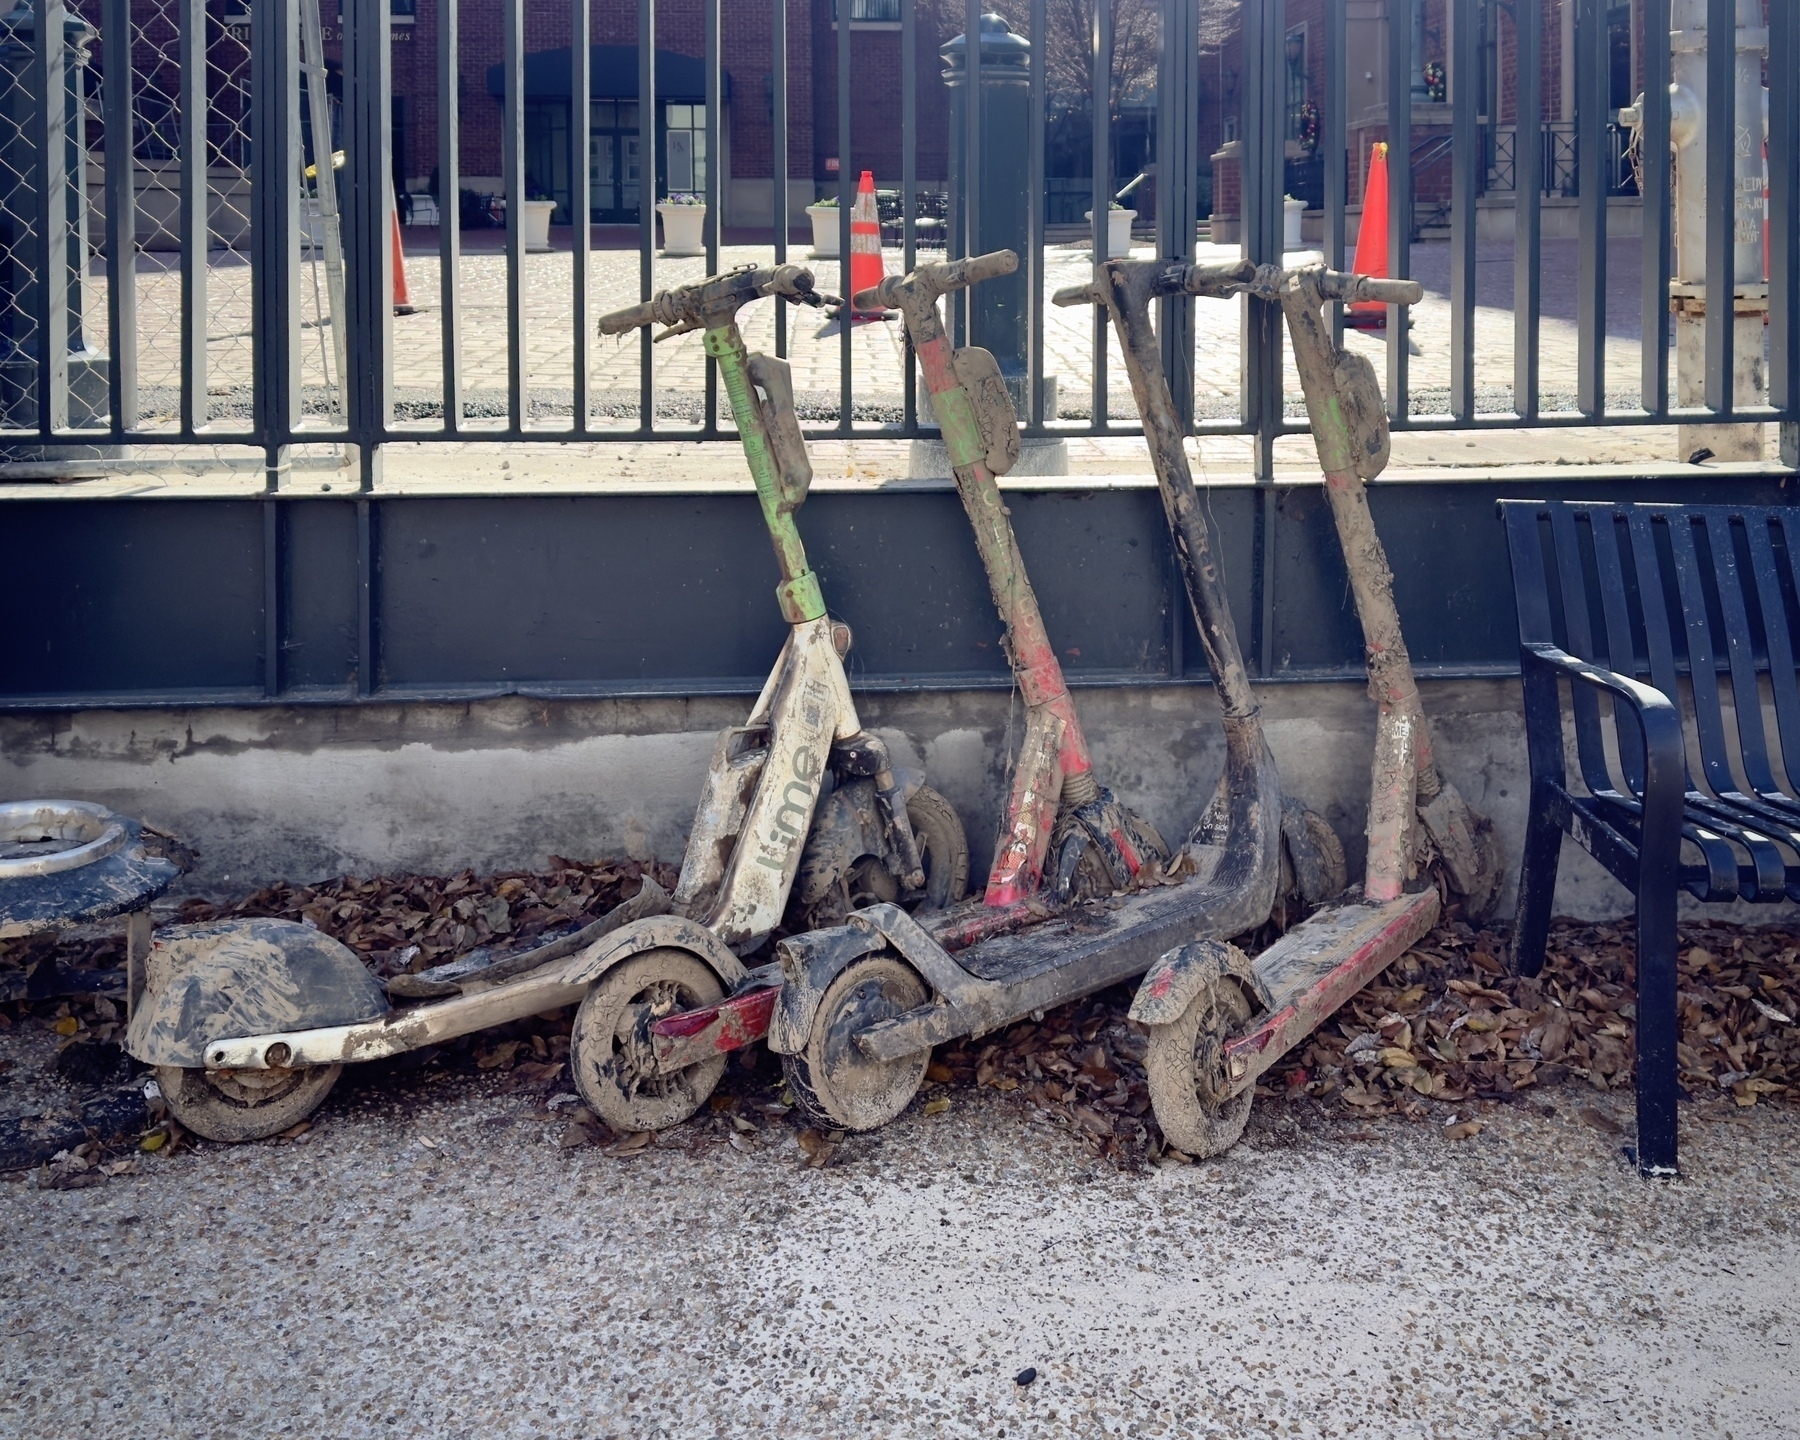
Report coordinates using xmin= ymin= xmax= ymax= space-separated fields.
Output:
xmin=1316 ymin=272 xmax=1424 ymax=306
xmin=596 ymin=298 xmax=658 ymax=335
xmin=1050 ymin=281 xmax=1093 ymax=308
xmin=856 ymin=249 xmax=1018 ymax=310
xmin=1182 ymin=258 xmax=1258 ymax=297
xmin=598 ymin=264 xmax=819 ymax=334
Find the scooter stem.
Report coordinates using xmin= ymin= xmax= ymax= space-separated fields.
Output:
xmin=877 ymin=255 xmax=1100 ymax=904
xmin=705 ymin=322 xmax=825 ymax=625
xmin=1089 ymin=260 xmax=1259 ymax=721
xmin=1273 ymin=267 xmax=1439 ymax=797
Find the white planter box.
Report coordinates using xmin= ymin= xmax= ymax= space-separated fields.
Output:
xmin=1283 ymin=197 xmax=1305 ymax=251
xmin=657 ymin=202 xmax=707 ymax=256
xmin=805 ymin=203 xmax=840 ymax=258
xmin=1085 ymin=207 xmax=1136 ymax=258
xmin=521 ymin=199 xmax=556 ymax=252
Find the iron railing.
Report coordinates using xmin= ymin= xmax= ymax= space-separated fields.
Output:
xmin=0 ymin=0 xmax=1793 ymax=479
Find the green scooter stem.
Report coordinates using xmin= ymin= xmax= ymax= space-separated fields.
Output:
xmin=703 ymin=325 xmax=826 ymax=625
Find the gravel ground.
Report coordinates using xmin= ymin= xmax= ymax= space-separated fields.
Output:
xmin=2 ymin=1053 xmax=1796 ymax=1440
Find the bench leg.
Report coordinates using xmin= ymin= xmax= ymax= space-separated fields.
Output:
xmin=1633 ymin=877 xmax=1680 ymax=1177
xmin=1508 ymin=781 xmax=1562 ymax=978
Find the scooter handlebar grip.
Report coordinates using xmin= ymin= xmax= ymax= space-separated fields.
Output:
xmin=955 ymin=249 xmax=1019 ymax=286
xmin=852 ymin=278 xmax=897 ymax=310
xmin=1319 ymin=272 xmax=1424 ymax=306
xmin=1182 ymin=259 xmax=1257 ymax=296
xmin=765 ymin=263 xmax=815 ymax=299
xmin=1051 ymin=282 xmax=1095 ymax=307
xmin=597 ymin=299 xmax=659 ymax=335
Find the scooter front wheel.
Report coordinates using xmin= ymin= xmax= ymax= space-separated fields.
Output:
xmin=570 ymin=948 xmax=727 ymax=1133
xmin=1144 ymin=977 xmax=1255 ymax=1159
xmin=783 ymin=953 xmax=929 ymax=1132
xmin=155 ymin=1063 xmax=342 ymax=1144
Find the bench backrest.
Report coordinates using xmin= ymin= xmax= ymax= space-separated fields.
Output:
xmin=1500 ymin=499 xmax=1800 ymax=803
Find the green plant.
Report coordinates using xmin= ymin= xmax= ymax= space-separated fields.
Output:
xmin=811 ymin=194 xmax=838 ymax=207
xmin=662 ymin=191 xmax=705 ymax=206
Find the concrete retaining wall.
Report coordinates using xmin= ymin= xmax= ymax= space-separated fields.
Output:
xmin=0 ymin=678 xmax=1741 ymax=923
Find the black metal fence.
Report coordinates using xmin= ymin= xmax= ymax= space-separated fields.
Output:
xmin=1 ymin=0 xmax=1793 ymax=463
xmin=2 ymin=0 xmax=1799 ymax=710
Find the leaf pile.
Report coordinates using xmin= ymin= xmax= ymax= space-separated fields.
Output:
xmin=170 ymin=856 xmax=678 ymax=978
xmin=1292 ymin=917 xmax=1798 ymax=1116
xmin=922 ymin=914 xmax=1800 ymax=1166
xmin=7 ymin=851 xmax=1799 ymax=1175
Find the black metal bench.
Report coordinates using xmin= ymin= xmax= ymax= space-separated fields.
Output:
xmin=1500 ymin=499 xmax=1800 ymax=1177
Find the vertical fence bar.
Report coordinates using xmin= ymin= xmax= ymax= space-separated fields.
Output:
xmin=178 ymin=0 xmax=205 ymax=432
xmin=1157 ymin=0 xmax=1197 ymax=432
xmin=1640 ymin=0 xmax=1671 ymax=413
xmin=503 ymin=0 xmax=525 ymax=428
xmin=1244 ymin=0 xmax=1283 ymax=670
xmin=837 ymin=0 xmax=852 ymax=431
xmin=964 ymin=0 xmax=981 ymax=347
xmin=1575 ymin=0 xmax=1605 ymax=417
xmin=344 ymin=0 xmax=391 ymax=485
xmin=1324 ymin=0 xmax=1346 ymax=349
xmin=1026 ymin=0 xmax=1044 ymax=429
xmin=345 ymin=0 xmax=391 ymax=689
xmin=1242 ymin=0 xmax=1282 ymax=470
xmin=774 ymin=0 xmax=788 ymax=360
xmin=704 ymin=0 xmax=720 ymax=432
xmin=100 ymin=0 xmax=137 ymax=435
xmin=1772 ymin=0 xmax=1799 ymax=442
xmin=1089 ymin=0 xmax=1108 ymax=429
xmin=1385 ymin=0 xmax=1412 ymax=419
xmin=31 ymin=0 xmax=67 ymax=435
xmin=1511 ymin=0 xmax=1541 ymax=419
xmin=439 ymin=0 xmax=462 ymax=430
xmin=901 ymin=0 xmax=917 ymax=427
xmin=638 ymin=0 xmax=654 ymax=429
xmin=1449 ymin=0 xmax=1476 ymax=418
xmin=252 ymin=0 xmax=300 ymax=471
xmin=1701 ymin=0 xmax=1733 ymax=415
xmin=571 ymin=0 xmax=590 ymax=434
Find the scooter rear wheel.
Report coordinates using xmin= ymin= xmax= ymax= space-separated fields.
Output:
xmin=784 ymin=952 xmax=929 ymax=1132
xmin=155 ymin=1063 xmax=342 ymax=1144
xmin=1144 ymin=977 xmax=1255 ymax=1159
xmin=570 ymin=949 xmax=727 ymax=1133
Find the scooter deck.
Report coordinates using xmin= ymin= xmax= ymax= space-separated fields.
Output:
xmin=1221 ymin=887 xmax=1440 ymax=1095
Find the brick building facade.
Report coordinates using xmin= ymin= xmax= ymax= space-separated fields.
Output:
xmin=322 ymin=0 xmax=962 ymax=227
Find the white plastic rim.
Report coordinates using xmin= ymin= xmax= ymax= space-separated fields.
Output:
xmin=0 ymin=800 xmax=129 ymax=880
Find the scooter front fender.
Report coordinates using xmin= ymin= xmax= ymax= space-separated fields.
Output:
xmin=766 ymin=923 xmax=886 ymax=1054
xmin=126 ymin=918 xmax=389 ymax=1068
xmin=1128 ymin=937 xmax=1258 ymax=1027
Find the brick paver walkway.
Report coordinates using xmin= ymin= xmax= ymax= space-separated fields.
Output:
xmin=88 ymin=233 xmax=1674 ymax=439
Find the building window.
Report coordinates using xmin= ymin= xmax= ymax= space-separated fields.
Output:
xmin=1606 ymin=3 xmax=1633 ymax=112
xmin=1284 ymin=27 xmax=1307 ymax=140
xmin=665 ymin=103 xmax=706 ymax=194
xmin=831 ymin=0 xmax=902 ymax=20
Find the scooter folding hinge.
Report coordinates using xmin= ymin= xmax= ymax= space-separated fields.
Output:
xmin=776 ymin=571 xmax=827 ymax=624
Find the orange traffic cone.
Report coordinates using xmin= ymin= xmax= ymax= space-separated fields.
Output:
xmin=1347 ymin=142 xmax=1390 ymax=329
xmin=848 ymin=170 xmax=890 ymax=319
xmin=391 ymin=190 xmax=417 ymax=316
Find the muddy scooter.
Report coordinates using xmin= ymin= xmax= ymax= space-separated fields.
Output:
xmin=874 ymin=250 xmax=1170 ymax=917
xmin=753 ymin=252 xmax=1301 ymax=1133
xmin=127 ymin=264 xmax=969 ymax=1143
xmin=1058 ymin=259 xmax=1503 ymax=1156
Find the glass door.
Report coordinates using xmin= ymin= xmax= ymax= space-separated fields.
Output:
xmin=588 ymin=101 xmax=642 ymax=221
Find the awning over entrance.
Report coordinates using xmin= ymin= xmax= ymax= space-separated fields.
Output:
xmin=485 ymin=46 xmax=713 ymax=101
